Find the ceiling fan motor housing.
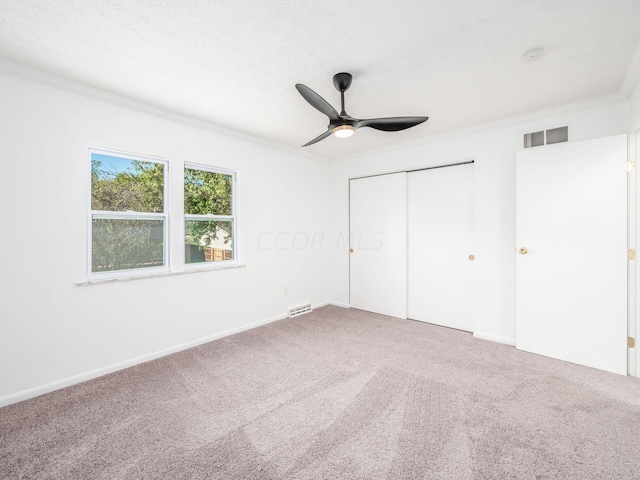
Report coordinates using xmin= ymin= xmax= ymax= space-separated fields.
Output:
xmin=333 ymin=72 xmax=353 ymax=92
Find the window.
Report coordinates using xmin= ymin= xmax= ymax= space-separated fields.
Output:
xmin=88 ymin=150 xmax=237 ymax=281
xmin=184 ymin=165 xmax=235 ymax=265
xmin=89 ymin=150 xmax=168 ymax=276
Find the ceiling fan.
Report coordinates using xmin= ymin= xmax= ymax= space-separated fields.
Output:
xmin=295 ymin=72 xmax=429 ymax=147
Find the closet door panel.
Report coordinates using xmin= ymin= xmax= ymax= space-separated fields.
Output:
xmin=408 ymin=164 xmax=474 ymax=331
xmin=350 ymin=172 xmax=407 ymax=319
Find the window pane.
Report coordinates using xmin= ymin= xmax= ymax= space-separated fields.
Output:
xmin=91 ymin=153 xmax=164 ymax=213
xmin=185 ymin=220 xmax=233 ymax=264
xmin=92 ymin=218 xmax=164 ymax=272
xmin=184 ymin=168 xmax=232 ymax=215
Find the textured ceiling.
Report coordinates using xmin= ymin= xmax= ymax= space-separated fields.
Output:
xmin=1 ymin=0 xmax=639 ymax=159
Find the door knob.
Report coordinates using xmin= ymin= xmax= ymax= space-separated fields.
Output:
xmin=519 ymin=247 xmax=528 ymax=254
xmin=468 ymin=254 xmax=475 ymax=261
xmin=349 ymin=248 xmax=354 ymax=253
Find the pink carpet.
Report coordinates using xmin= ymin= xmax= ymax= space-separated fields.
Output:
xmin=2 ymin=305 xmax=640 ymax=479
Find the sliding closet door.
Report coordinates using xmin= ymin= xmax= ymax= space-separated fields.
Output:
xmin=407 ymin=164 xmax=474 ymax=331
xmin=516 ymin=135 xmax=627 ymax=375
xmin=350 ymin=172 xmax=407 ymax=319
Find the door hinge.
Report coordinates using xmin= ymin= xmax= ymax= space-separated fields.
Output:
xmin=628 ymin=161 xmax=636 ymax=173
xmin=628 ymin=249 xmax=636 ymax=260
xmin=629 ymin=337 xmax=635 ymax=348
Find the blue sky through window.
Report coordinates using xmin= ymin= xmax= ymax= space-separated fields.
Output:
xmin=91 ymin=152 xmax=140 ymax=176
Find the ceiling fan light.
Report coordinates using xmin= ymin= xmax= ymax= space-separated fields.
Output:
xmin=332 ymin=125 xmax=355 ymax=138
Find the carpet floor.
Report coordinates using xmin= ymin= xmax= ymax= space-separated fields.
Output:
xmin=2 ymin=305 xmax=640 ymax=479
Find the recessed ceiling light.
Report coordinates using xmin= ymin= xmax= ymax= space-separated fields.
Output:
xmin=524 ymin=47 xmax=544 ymax=61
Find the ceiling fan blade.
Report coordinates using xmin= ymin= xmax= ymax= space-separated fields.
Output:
xmin=358 ymin=116 xmax=429 ymax=132
xmin=301 ymin=129 xmax=333 ymax=147
xmin=295 ymin=84 xmax=340 ymax=121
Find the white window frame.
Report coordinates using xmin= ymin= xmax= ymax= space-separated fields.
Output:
xmin=88 ymin=148 xmax=170 ymax=280
xmin=183 ymin=163 xmax=237 ymax=269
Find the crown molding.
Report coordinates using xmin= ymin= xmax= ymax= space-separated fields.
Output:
xmin=0 ymin=59 xmax=327 ymax=164
xmin=330 ymin=92 xmax=625 ymax=163
xmin=1 ymin=57 xmax=633 ymax=164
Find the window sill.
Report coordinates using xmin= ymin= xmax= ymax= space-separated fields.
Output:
xmin=77 ymin=263 xmax=246 ymax=286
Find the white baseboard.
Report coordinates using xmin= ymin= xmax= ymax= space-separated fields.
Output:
xmin=473 ymin=331 xmax=516 ymax=346
xmin=0 ymin=303 xmax=353 ymax=408
xmin=327 ymin=301 xmax=351 ymax=309
xmin=0 ymin=311 xmax=289 ymax=408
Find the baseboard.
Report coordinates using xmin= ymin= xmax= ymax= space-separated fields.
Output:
xmin=0 ymin=303 xmax=351 ymax=408
xmin=0 ymin=311 xmax=289 ymax=408
xmin=311 ymin=301 xmax=351 ymax=310
xmin=327 ymin=301 xmax=351 ymax=309
xmin=473 ymin=331 xmax=516 ymax=346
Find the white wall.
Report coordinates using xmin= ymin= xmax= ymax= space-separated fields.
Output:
xmin=0 ymin=74 xmax=329 ymax=404
xmin=328 ymin=100 xmax=629 ymax=345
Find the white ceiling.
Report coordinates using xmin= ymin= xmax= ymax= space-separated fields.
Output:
xmin=1 ymin=1 xmax=639 ymax=160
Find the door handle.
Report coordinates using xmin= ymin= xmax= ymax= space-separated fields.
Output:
xmin=519 ymin=247 xmax=528 ymax=254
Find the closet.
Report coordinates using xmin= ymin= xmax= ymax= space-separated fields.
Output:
xmin=349 ymin=163 xmax=474 ymax=330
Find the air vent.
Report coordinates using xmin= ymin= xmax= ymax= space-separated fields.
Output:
xmin=524 ymin=126 xmax=568 ymax=148
xmin=288 ymin=304 xmax=312 ymax=318
xmin=546 ymin=126 xmax=568 ymax=145
xmin=524 ymin=130 xmax=545 ymax=148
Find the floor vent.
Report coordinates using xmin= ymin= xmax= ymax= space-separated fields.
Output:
xmin=289 ymin=304 xmax=312 ymax=318
xmin=524 ymin=126 xmax=568 ymax=148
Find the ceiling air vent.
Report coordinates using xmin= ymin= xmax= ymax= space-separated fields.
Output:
xmin=524 ymin=126 xmax=568 ymax=148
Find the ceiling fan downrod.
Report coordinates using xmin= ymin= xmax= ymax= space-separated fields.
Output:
xmin=333 ymin=72 xmax=352 ymax=116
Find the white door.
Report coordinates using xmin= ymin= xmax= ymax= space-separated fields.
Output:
xmin=516 ymin=135 xmax=627 ymax=375
xmin=350 ymin=172 xmax=407 ymax=319
xmin=408 ymin=164 xmax=475 ymax=331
